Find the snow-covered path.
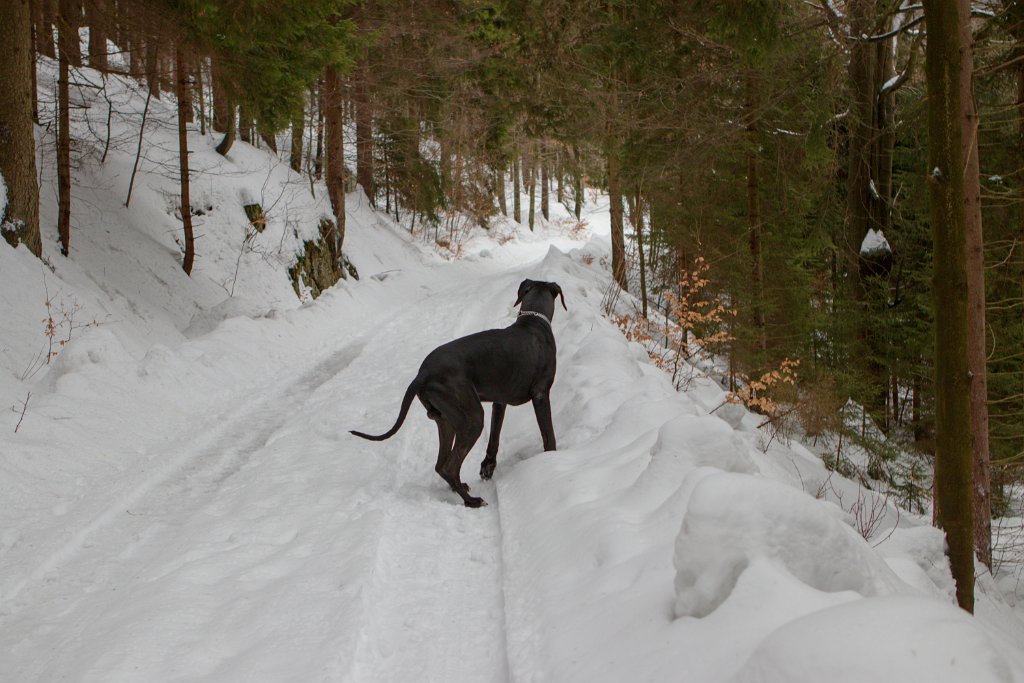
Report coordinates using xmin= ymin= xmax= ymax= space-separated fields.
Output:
xmin=3 ymin=263 xmax=536 ymax=682
xmin=6 ymin=211 xmax=1024 ymax=682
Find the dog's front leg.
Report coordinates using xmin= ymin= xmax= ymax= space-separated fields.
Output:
xmin=480 ymin=403 xmax=506 ymax=480
xmin=532 ymin=395 xmax=557 ymax=451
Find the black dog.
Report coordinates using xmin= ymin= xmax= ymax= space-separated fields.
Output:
xmin=350 ymin=279 xmax=566 ymax=507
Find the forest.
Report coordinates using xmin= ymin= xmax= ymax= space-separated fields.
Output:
xmin=2 ymin=0 xmax=1024 ymax=676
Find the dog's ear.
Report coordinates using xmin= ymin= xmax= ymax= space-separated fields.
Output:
xmin=515 ymin=279 xmax=535 ymax=307
xmin=547 ymin=282 xmax=567 ymax=310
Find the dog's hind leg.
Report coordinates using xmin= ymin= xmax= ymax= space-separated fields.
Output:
xmin=480 ymin=403 xmax=505 ymax=481
xmin=447 ymin=418 xmax=486 ymax=507
xmin=433 ymin=418 xmax=458 ymax=490
xmin=423 ymin=386 xmax=487 ymax=507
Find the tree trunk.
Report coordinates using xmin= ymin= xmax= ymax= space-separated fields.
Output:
xmin=175 ymin=46 xmax=194 ymax=275
xmin=354 ymin=66 xmax=374 ymax=202
xmin=631 ymin=190 xmax=648 ymax=318
xmin=846 ymin=0 xmax=876 ymax=306
xmin=214 ymin=101 xmax=235 ymax=156
xmin=60 ymin=0 xmax=80 ymax=67
xmin=290 ymin=107 xmax=304 ymax=173
xmin=239 ymin=104 xmax=252 ymax=144
xmin=177 ymin=49 xmax=193 ymax=124
xmin=323 ymin=65 xmax=346 ymax=247
xmin=0 ymin=0 xmax=41 ymax=256
xmin=35 ymin=0 xmax=55 ymax=57
xmin=607 ymin=145 xmax=627 ymax=291
xmin=556 ymin=149 xmax=564 ymax=205
xmin=958 ymin=0 xmax=991 ymax=571
xmin=512 ymin=155 xmax=521 ymax=223
xmin=211 ymin=58 xmax=230 ymax=132
xmin=259 ymin=126 xmax=277 ymax=153
xmin=57 ymin=0 xmax=72 ymax=256
xmin=528 ymin=154 xmax=536 ymax=231
xmin=86 ymin=0 xmax=107 ymax=71
xmin=924 ymin=0 xmax=975 ymax=613
xmin=195 ymin=58 xmax=205 ymax=136
xmin=746 ymin=72 xmax=767 ymax=359
xmin=313 ymin=81 xmax=324 ymax=180
xmin=573 ymin=145 xmax=582 ymax=220
xmin=496 ymin=165 xmax=507 ymax=216
xmin=541 ymin=144 xmax=549 ymax=221
xmin=145 ymin=39 xmax=160 ymax=98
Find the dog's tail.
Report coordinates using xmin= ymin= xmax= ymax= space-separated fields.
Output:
xmin=350 ymin=379 xmax=420 ymax=442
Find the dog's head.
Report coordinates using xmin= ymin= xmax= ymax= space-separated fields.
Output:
xmin=515 ymin=279 xmax=567 ymax=321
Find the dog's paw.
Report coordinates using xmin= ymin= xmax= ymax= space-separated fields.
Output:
xmin=480 ymin=462 xmax=495 ymax=480
xmin=464 ymin=496 xmax=487 ymax=508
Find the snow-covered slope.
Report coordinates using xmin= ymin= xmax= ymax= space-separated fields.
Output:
xmin=3 ymin=58 xmax=1024 ymax=683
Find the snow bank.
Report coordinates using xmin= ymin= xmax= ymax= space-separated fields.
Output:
xmin=734 ymin=596 xmax=1022 ymax=683
xmin=495 ymin=250 xmax=1024 ymax=682
xmin=673 ymin=471 xmax=907 ymax=618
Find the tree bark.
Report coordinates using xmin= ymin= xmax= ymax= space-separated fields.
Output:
xmin=607 ymin=144 xmax=627 ymax=291
xmin=60 ymin=0 xmax=80 ymax=67
xmin=924 ymin=0 xmax=975 ymax=613
xmin=845 ymin=0 xmax=876 ymax=305
xmin=512 ymin=155 xmax=521 ymax=223
xmin=541 ymin=143 xmax=549 ymax=221
xmin=354 ymin=66 xmax=374 ymax=202
xmin=528 ymin=153 xmax=536 ymax=231
xmin=746 ymin=72 xmax=767 ymax=358
xmin=496 ymin=165 xmax=507 ymax=216
xmin=0 ymin=0 xmax=41 ymax=256
xmin=86 ymin=0 xmax=106 ymax=72
xmin=177 ymin=49 xmax=193 ymax=124
xmin=631 ymin=190 xmax=648 ymax=318
xmin=145 ymin=39 xmax=160 ymax=98
xmin=239 ymin=103 xmax=252 ymax=144
xmin=313 ymin=81 xmax=324 ymax=180
xmin=323 ymin=65 xmax=346 ymax=248
xmin=57 ymin=0 xmax=72 ymax=256
xmin=258 ymin=126 xmax=277 ymax=153
xmin=35 ymin=0 xmax=55 ymax=57
xmin=573 ymin=145 xmax=583 ymax=220
xmin=290 ymin=107 xmax=304 ymax=173
xmin=175 ymin=46 xmax=194 ymax=275
xmin=195 ymin=58 xmax=205 ymax=136
xmin=958 ymin=0 xmax=991 ymax=571
xmin=211 ymin=58 xmax=230 ymax=132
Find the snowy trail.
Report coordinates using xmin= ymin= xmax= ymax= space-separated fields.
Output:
xmin=3 ymin=264 xmax=533 ymax=682
xmin=343 ymin=275 xmax=517 ymax=683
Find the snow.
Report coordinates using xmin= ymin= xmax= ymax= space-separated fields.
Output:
xmin=735 ymin=596 xmax=1023 ymax=683
xmin=860 ymin=227 xmax=891 ymax=255
xmin=673 ymin=472 xmax=908 ymax=619
xmin=0 ymin=171 xmax=7 ymax=221
xmin=3 ymin=53 xmax=1024 ymax=683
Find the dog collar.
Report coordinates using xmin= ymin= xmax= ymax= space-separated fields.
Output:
xmin=517 ymin=310 xmax=551 ymax=325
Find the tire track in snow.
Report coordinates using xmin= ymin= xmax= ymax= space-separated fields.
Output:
xmin=1 ymin=337 xmax=367 ymax=613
